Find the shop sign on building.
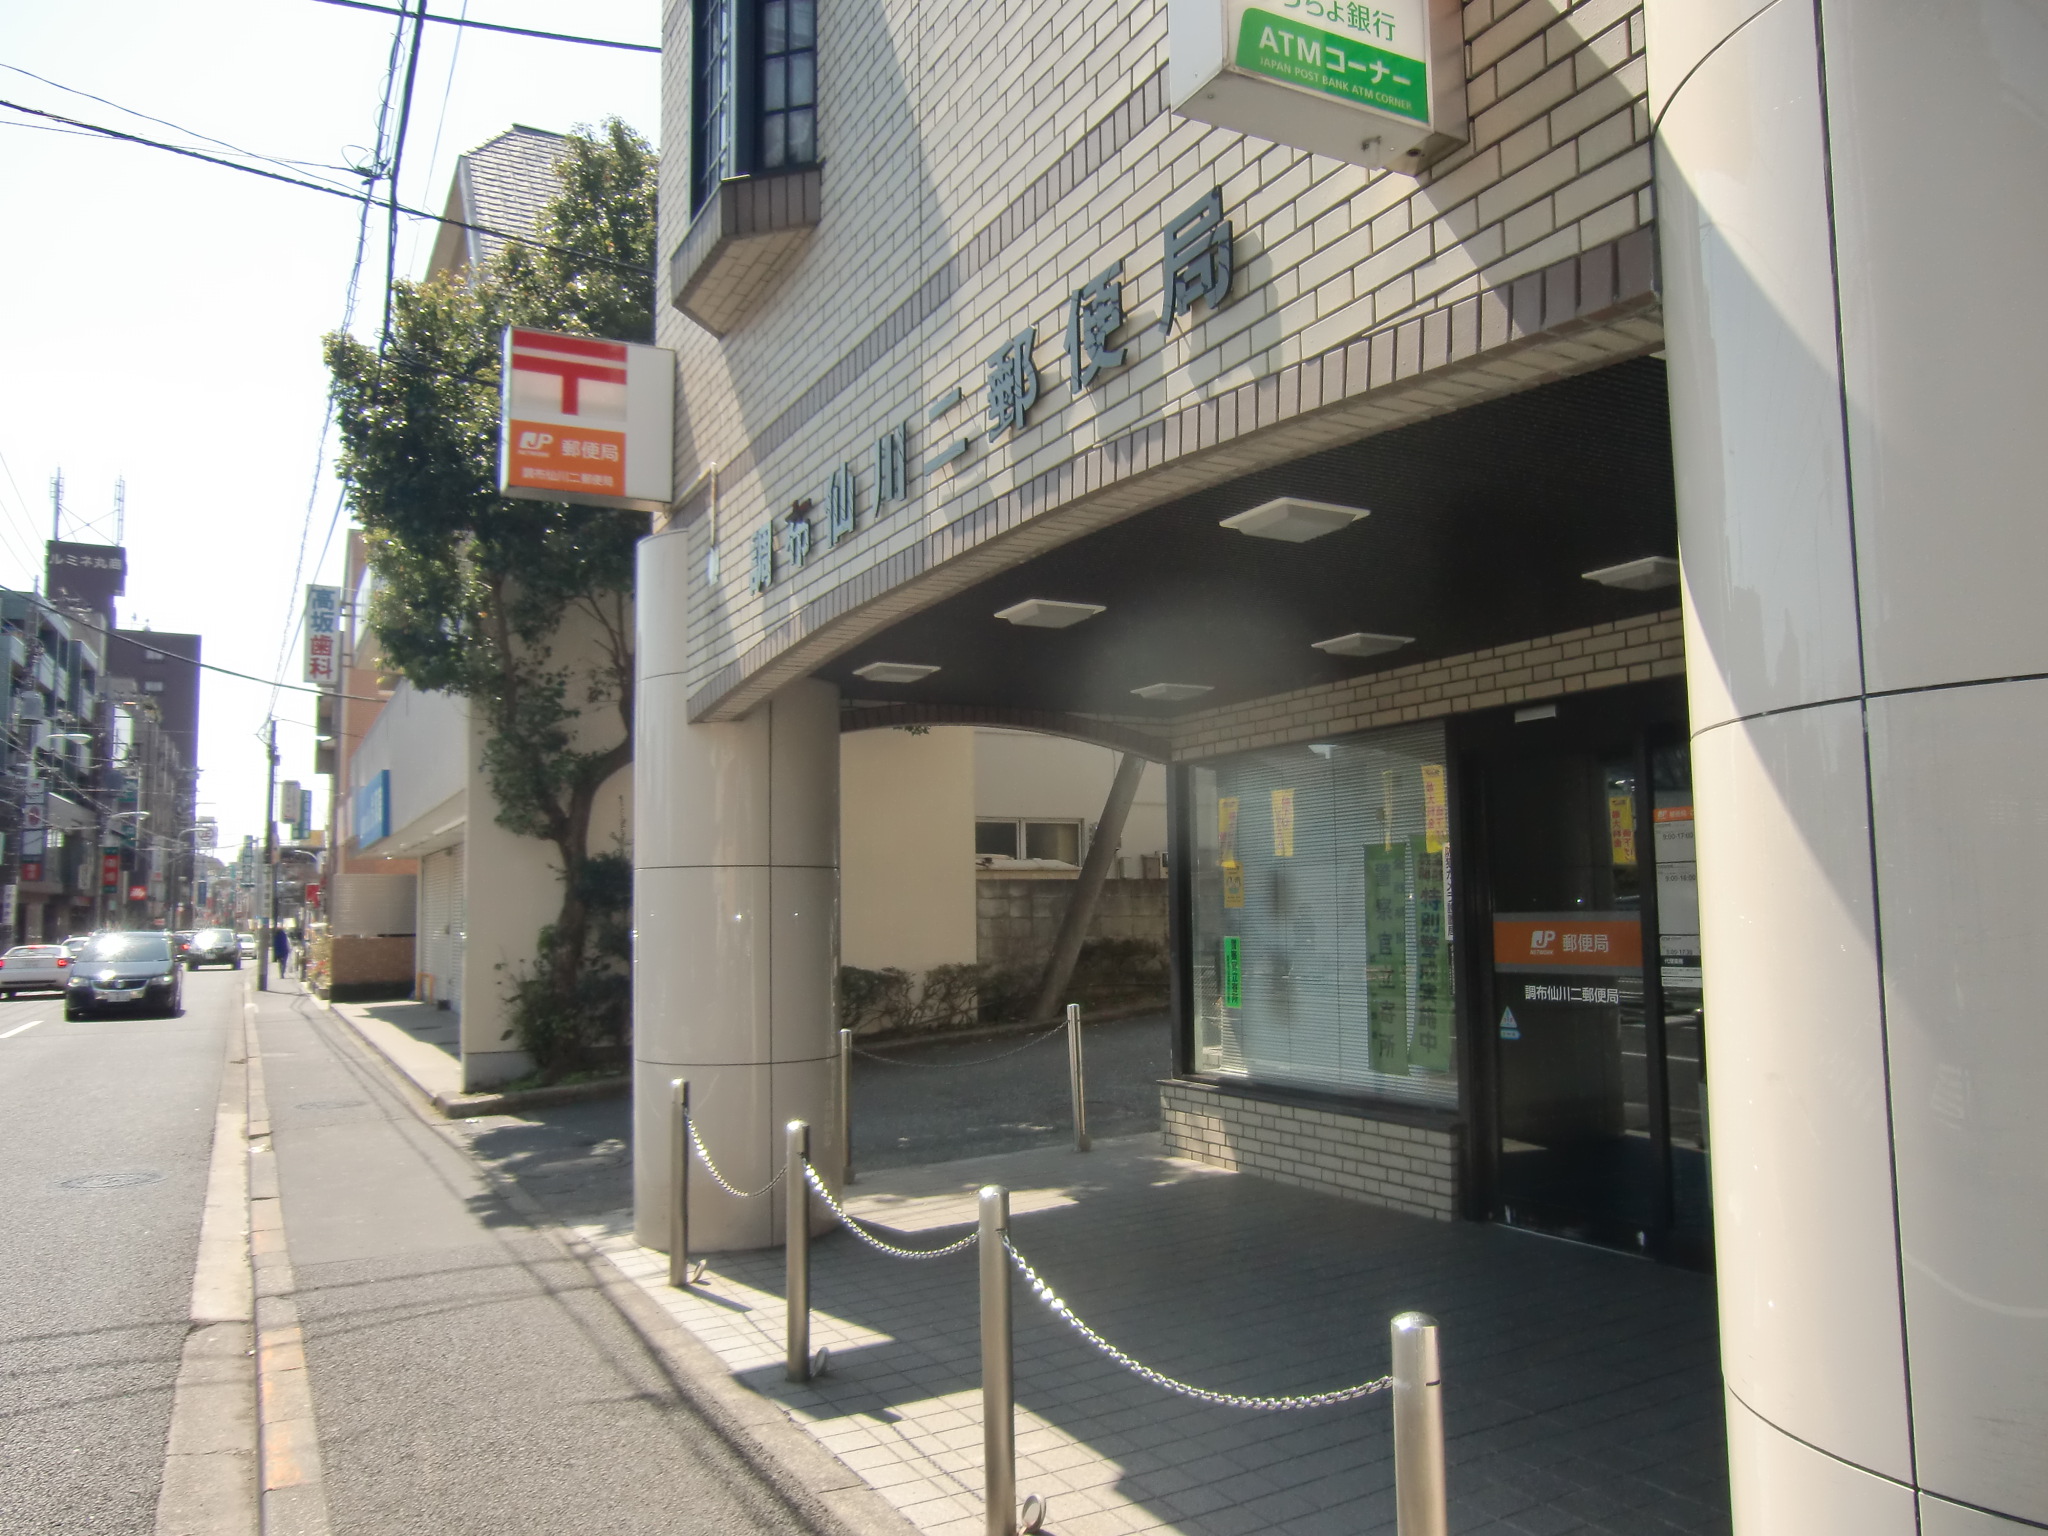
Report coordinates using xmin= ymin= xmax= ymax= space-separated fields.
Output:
xmin=499 ymin=328 xmax=675 ymax=513
xmin=747 ymin=189 xmax=1238 ymax=596
xmin=304 ymin=584 xmax=341 ymax=684
xmin=1167 ymin=0 xmax=1465 ymax=171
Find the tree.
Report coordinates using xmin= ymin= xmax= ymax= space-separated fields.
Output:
xmin=324 ymin=120 xmax=656 ymax=1079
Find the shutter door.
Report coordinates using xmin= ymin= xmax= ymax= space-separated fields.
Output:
xmin=420 ymin=850 xmax=452 ymax=1001
xmin=446 ymin=843 xmax=466 ymax=1012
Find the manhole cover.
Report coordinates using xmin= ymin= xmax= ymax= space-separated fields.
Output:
xmin=297 ymin=1099 xmax=367 ymax=1111
xmin=60 ymin=1171 xmax=164 ymax=1190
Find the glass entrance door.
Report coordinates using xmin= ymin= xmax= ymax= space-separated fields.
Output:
xmin=1474 ymin=713 xmax=1712 ymax=1263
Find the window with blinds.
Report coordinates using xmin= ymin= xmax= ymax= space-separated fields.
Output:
xmin=1189 ymin=722 xmax=1457 ymax=1108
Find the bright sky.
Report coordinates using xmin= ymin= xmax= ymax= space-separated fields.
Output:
xmin=0 ymin=0 xmax=658 ymax=856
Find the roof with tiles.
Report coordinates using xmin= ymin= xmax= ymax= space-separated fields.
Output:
xmin=425 ymin=125 xmax=569 ymax=280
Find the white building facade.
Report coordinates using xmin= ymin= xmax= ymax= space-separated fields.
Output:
xmin=634 ymin=2 xmax=2048 ymax=1528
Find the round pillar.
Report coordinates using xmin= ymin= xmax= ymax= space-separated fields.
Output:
xmin=1653 ymin=2 xmax=2048 ymax=1529
xmin=633 ymin=524 xmax=841 ymax=1251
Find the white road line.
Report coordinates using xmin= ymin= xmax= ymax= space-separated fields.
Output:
xmin=0 ymin=1019 xmax=44 ymax=1039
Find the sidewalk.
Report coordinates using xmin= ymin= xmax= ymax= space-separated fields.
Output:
xmin=326 ymin=998 xmax=1729 ymax=1536
xmin=248 ymin=981 xmax=844 ymax=1536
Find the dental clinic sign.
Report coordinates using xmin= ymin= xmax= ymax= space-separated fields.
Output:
xmin=498 ymin=328 xmax=674 ymax=513
xmin=1169 ymin=0 xmax=1465 ymax=172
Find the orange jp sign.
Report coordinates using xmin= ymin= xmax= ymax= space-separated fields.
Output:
xmin=1492 ymin=913 xmax=1642 ymax=974
xmin=505 ymin=423 xmax=629 ymax=496
xmin=497 ymin=326 xmax=673 ymax=512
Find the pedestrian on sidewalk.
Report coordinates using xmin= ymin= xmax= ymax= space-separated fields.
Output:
xmin=272 ymin=926 xmax=290 ymax=972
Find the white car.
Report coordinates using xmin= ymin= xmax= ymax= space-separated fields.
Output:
xmin=0 ymin=944 xmax=73 ymax=996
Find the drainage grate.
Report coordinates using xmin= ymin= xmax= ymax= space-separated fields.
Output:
xmin=60 ymin=1171 xmax=165 ymax=1190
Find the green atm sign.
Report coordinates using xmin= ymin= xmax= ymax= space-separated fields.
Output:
xmin=1235 ymin=7 xmax=1429 ymax=124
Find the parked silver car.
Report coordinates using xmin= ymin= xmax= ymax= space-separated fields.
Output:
xmin=0 ymin=944 xmax=72 ymax=996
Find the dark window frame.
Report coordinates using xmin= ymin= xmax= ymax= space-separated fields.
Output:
xmin=692 ymin=0 xmax=820 ymax=215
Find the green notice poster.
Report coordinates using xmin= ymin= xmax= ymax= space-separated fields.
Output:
xmin=1412 ymin=846 xmax=1454 ymax=1072
xmin=1364 ymin=843 xmax=1409 ymax=1073
xmin=1221 ymin=936 xmax=1242 ymax=1009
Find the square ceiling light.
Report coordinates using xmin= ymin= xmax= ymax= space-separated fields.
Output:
xmin=1311 ymin=631 xmax=1414 ymax=659
xmin=852 ymin=661 xmax=941 ymax=684
xmin=1582 ymin=555 xmax=1680 ymax=590
xmin=993 ymin=598 xmax=1106 ymax=629
xmin=1218 ymin=497 xmax=1369 ymax=543
xmin=1130 ymin=682 xmax=1213 ymax=702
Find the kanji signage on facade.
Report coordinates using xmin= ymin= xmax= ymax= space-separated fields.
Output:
xmin=304 ymin=583 xmax=341 ymax=684
xmin=499 ymin=328 xmax=675 ymax=513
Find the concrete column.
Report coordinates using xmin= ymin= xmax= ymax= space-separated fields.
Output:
xmin=633 ymin=524 xmax=841 ymax=1250
xmin=1652 ymin=3 xmax=2048 ymax=1530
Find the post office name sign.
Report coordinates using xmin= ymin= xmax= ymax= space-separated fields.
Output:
xmin=1168 ymin=0 xmax=1465 ymax=172
xmin=498 ymin=328 xmax=675 ymax=513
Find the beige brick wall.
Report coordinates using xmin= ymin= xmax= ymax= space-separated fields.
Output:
xmin=1161 ymin=1080 xmax=1459 ymax=1220
xmin=660 ymin=0 xmax=1657 ymax=711
xmin=1169 ymin=608 xmax=1683 ymax=761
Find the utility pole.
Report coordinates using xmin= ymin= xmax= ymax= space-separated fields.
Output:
xmin=259 ymin=719 xmax=277 ymax=991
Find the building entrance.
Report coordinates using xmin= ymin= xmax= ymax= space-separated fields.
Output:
xmin=1464 ymin=683 xmax=1710 ymax=1266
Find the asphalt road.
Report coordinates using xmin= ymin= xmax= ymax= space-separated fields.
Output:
xmin=849 ymin=1012 xmax=1173 ymax=1171
xmin=0 ymin=965 xmax=237 ymax=1534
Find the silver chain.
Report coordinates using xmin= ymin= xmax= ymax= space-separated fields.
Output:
xmin=1005 ymin=1238 xmax=1392 ymax=1411
xmin=802 ymin=1161 xmax=979 ymax=1260
xmin=687 ymin=1115 xmax=786 ymax=1199
xmin=851 ymin=1019 xmax=1068 ymax=1069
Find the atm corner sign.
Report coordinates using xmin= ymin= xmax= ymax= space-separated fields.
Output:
xmin=499 ymin=328 xmax=674 ymax=514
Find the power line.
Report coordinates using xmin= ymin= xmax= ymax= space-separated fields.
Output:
xmin=0 ymin=98 xmax=652 ymax=275
xmin=401 ymin=0 xmax=470 ymax=282
xmin=380 ymin=1 xmax=430 ymax=348
xmin=307 ymin=0 xmax=658 ymax=53
xmin=0 ymin=60 xmax=365 ymax=189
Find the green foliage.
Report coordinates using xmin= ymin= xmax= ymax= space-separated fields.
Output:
xmin=324 ymin=120 xmax=656 ymax=1081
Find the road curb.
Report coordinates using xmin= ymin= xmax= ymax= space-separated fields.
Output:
xmin=308 ymin=992 xmax=918 ymax=1536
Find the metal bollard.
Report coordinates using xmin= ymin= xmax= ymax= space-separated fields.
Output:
xmin=980 ymin=1186 xmax=1016 ymax=1536
xmin=839 ymin=1026 xmax=856 ymax=1185
xmin=786 ymin=1120 xmax=812 ymax=1382
xmin=669 ymin=1079 xmax=692 ymax=1287
xmin=1064 ymin=1004 xmax=1090 ymax=1153
xmin=1390 ymin=1311 xmax=1447 ymax=1536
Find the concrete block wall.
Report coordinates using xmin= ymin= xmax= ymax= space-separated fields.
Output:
xmin=658 ymin=0 xmax=1656 ymax=713
xmin=1161 ymin=1081 xmax=1458 ymax=1220
xmin=975 ymin=875 xmax=1168 ymax=969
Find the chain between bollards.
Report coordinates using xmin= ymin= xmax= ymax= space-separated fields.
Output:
xmin=1064 ymin=1004 xmax=1089 ymax=1153
xmin=1390 ymin=1312 xmax=1447 ymax=1536
xmin=838 ymin=1026 xmax=855 ymax=1185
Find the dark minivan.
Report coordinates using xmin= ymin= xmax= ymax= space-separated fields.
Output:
xmin=66 ymin=932 xmax=184 ymax=1020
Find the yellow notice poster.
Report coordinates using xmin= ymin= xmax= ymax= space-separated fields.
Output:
xmin=1607 ymin=794 xmax=1638 ymax=867
xmin=1272 ymin=788 xmax=1295 ymax=857
xmin=1421 ymin=764 xmax=1448 ymax=853
xmin=1219 ymin=796 xmax=1244 ymax=908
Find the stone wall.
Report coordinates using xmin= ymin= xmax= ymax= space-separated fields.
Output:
xmin=324 ymin=934 xmax=415 ymax=1003
xmin=1160 ymin=1079 xmax=1459 ymax=1220
xmin=975 ymin=875 xmax=1167 ymax=969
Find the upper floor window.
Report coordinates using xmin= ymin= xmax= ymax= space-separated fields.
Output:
xmin=692 ymin=0 xmax=818 ymax=212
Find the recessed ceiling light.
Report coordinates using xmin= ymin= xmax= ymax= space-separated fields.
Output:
xmin=1311 ymin=631 xmax=1414 ymax=659
xmin=1219 ymin=497 xmax=1369 ymax=543
xmin=1130 ymin=682 xmax=1213 ymax=702
xmin=1515 ymin=703 xmax=1559 ymax=723
xmin=852 ymin=662 xmax=941 ymax=684
xmin=1582 ymin=556 xmax=1680 ymax=590
xmin=993 ymin=598 xmax=1107 ymax=629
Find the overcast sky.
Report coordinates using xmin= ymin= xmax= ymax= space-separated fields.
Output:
xmin=0 ymin=0 xmax=659 ymax=857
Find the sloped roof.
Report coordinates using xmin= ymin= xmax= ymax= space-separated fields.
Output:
xmin=425 ymin=125 xmax=570 ymax=280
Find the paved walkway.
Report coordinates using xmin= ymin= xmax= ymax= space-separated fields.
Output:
xmin=336 ymin=1002 xmax=1729 ymax=1536
xmin=478 ymin=1128 xmax=1728 ymax=1536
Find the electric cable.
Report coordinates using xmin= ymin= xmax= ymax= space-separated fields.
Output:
xmin=379 ymin=0 xmax=430 ymax=349
xmin=306 ymin=0 xmax=658 ymax=53
xmin=397 ymin=0 xmax=469 ymax=283
xmin=0 ymin=100 xmax=651 ymax=274
xmin=0 ymin=60 xmax=366 ymax=189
